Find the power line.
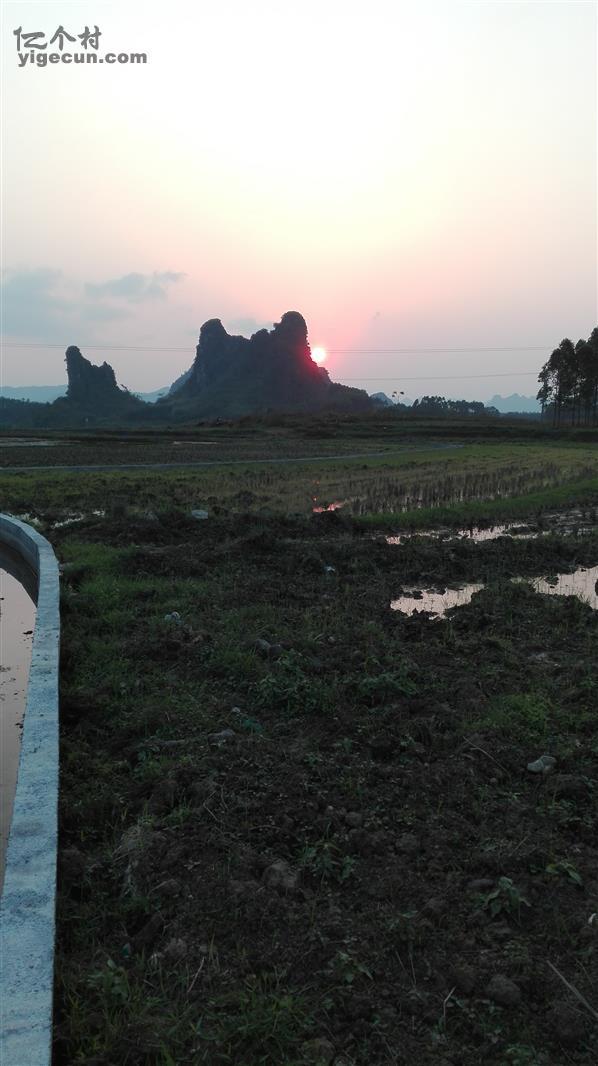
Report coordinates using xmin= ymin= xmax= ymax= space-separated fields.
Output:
xmin=330 ymin=347 xmax=549 ymax=354
xmin=0 ymin=342 xmax=542 ymax=382
xmin=3 ymin=342 xmax=193 ymax=352
xmin=1 ymin=342 xmax=552 ymax=354
xmin=342 ymin=371 xmax=538 ymax=381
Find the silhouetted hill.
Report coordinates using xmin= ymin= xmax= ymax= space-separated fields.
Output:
xmin=168 ymin=368 xmax=192 ymax=395
xmin=0 ymin=315 xmax=372 ymax=427
xmin=163 ymin=312 xmax=372 ymax=417
xmin=62 ymin=347 xmax=128 ymax=407
xmin=0 ymin=347 xmax=146 ymax=428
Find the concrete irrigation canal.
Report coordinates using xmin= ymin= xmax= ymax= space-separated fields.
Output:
xmin=0 ymin=515 xmax=60 ymax=1066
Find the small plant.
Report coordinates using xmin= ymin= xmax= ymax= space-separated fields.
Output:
xmin=87 ymin=958 xmax=131 ymax=1005
xmin=250 ymin=652 xmax=334 ymax=715
xmin=327 ymin=950 xmax=372 ymax=985
xmin=545 ymin=859 xmax=583 ymax=886
xmin=299 ymin=841 xmax=356 ymax=884
xmin=504 ymin=1045 xmax=543 ymax=1066
xmin=480 ymin=877 xmax=531 ymax=921
xmin=472 ymin=692 xmax=552 ymax=744
xmin=386 ymin=910 xmax=419 ymax=944
xmin=194 ymin=972 xmax=312 ymax=1062
xmin=333 ymin=737 xmax=353 ymax=755
xmin=352 ymin=669 xmax=417 ymax=704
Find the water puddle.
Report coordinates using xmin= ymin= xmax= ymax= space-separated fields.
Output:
xmin=312 ymin=500 xmax=350 ymax=513
xmin=520 ymin=565 xmax=598 ymax=610
xmin=0 ymin=544 xmax=37 ymax=890
xmin=387 ymin=522 xmax=541 ymax=545
xmin=390 ymin=583 xmax=484 ymax=617
xmin=386 ymin=514 xmax=597 ymax=545
xmin=52 ymin=509 xmax=105 ymax=529
xmin=0 ymin=438 xmax=67 ymax=447
xmin=391 ymin=565 xmax=598 ymax=619
xmin=12 ymin=513 xmax=43 ymax=528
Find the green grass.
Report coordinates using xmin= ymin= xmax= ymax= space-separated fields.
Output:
xmin=3 ymin=439 xmax=598 ymax=522
xmin=358 ymin=475 xmax=598 ymax=531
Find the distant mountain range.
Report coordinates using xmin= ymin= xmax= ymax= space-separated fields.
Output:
xmin=0 ymin=383 xmax=170 ymax=404
xmin=0 ymin=384 xmax=68 ymax=403
xmin=488 ymin=393 xmax=540 ymax=413
xmin=370 ymin=392 xmax=414 ymax=407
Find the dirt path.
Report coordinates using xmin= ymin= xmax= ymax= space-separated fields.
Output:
xmin=0 ymin=443 xmax=462 ymax=474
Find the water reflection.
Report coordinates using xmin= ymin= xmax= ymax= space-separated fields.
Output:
xmin=387 ymin=523 xmax=536 ymax=545
xmin=391 ymin=565 xmax=598 ymax=619
xmin=391 ymin=583 xmax=484 ymax=618
xmin=0 ymin=545 xmax=37 ymax=889
xmin=312 ymin=500 xmax=349 ymax=513
xmin=386 ymin=512 xmax=597 ymax=545
xmin=0 ymin=438 xmax=66 ymax=447
xmin=521 ymin=565 xmax=598 ymax=610
xmin=52 ymin=509 xmax=105 ymax=529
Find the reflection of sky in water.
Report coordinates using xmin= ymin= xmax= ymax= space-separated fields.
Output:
xmin=391 ymin=584 xmax=484 ymax=618
xmin=387 ymin=514 xmax=597 ymax=545
xmin=1 ymin=438 xmax=67 ymax=447
xmin=52 ymin=509 xmax=105 ymax=529
xmin=391 ymin=565 xmax=598 ymax=619
xmin=387 ymin=523 xmax=536 ymax=545
xmin=0 ymin=547 xmax=36 ymax=889
xmin=524 ymin=565 xmax=598 ymax=610
xmin=312 ymin=500 xmax=348 ymax=513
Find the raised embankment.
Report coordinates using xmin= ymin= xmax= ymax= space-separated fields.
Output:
xmin=0 ymin=515 xmax=60 ymax=1066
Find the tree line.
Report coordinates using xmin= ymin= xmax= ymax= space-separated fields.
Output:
xmin=410 ymin=396 xmax=498 ymax=417
xmin=537 ymin=328 xmax=598 ymax=427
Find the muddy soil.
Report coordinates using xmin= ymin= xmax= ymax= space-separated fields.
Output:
xmin=52 ymin=511 xmax=598 ymax=1065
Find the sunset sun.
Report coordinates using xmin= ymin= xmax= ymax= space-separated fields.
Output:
xmin=312 ymin=346 xmax=327 ymax=365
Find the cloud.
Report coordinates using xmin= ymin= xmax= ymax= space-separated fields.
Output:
xmin=81 ymin=304 xmax=132 ymax=322
xmin=1 ymin=267 xmax=185 ymax=342
xmin=1 ymin=268 xmax=78 ymax=341
xmin=85 ymin=271 xmax=185 ymax=303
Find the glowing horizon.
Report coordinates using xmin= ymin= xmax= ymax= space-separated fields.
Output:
xmin=1 ymin=1 xmax=596 ymax=400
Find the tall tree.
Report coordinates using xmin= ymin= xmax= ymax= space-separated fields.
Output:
xmin=537 ymin=329 xmax=598 ymax=427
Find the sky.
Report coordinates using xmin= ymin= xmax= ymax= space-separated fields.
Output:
xmin=1 ymin=0 xmax=597 ymax=399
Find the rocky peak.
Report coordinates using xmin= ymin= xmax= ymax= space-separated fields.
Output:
xmin=171 ymin=311 xmax=371 ymax=416
xmin=65 ymin=346 xmax=120 ymax=404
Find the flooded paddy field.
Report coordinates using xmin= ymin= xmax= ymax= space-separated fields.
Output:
xmin=39 ymin=500 xmax=596 ymax=1065
xmin=0 ymin=421 xmax=468 ymax=470
xmin=2 ymin=429 xmax=598 ymax=1065
xmin=2 ymin=438 xmax=598 ymax=528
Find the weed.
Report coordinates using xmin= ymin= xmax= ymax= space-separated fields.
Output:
xmin=480 ymin=877 xmax=531 ymax=921
xmin=545 ymin=859 xmax=583 ymax=886
xmin=299 ymin=841 xmax=356 ymax=884
xmin=327 ymin=950 xmax=373 ymax=986
xmin=194 ymin=973 xmax=313 ymax=1064
xmin=470 ymin=692 xmax=554 ymax=744
xmin=250 ymin=652 xmax=334 ymax=715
